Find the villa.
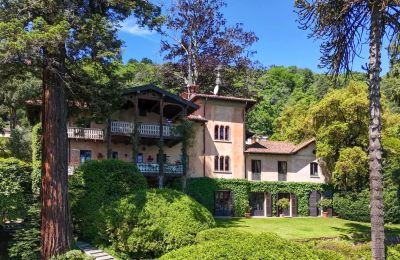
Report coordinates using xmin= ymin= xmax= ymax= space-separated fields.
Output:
xmin=27 ymin=84 xmax=328 ymax=217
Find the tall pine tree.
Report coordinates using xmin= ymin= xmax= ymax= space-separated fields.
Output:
xmin=0 ymin=1 xmax=160 ymax=258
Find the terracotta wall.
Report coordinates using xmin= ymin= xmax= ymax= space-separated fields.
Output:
xmin=245 ymin=143 xmax=325 ymax=183
xmin=188 ymin=98 xmax=246 ymax=179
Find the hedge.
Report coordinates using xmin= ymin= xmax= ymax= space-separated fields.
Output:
xmin=186 ymin=178 xmax=331 ymax=216
xmin=0 ymin=157 xmax=32 ymax=222
xmin=96 ymin=189 xmax=215 ymax=259
xmin=159 ymin=228 xmax=343 ymax=260
xmin=69 ymin=159 xmax=147 ymax=241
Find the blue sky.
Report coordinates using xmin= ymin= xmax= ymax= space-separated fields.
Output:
xmin=118 ymin=0 xmax=390 ymax=74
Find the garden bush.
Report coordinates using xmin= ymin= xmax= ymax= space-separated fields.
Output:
xmin=69 ymin=159 xmax=147 ymax=241
xmin=159 ymin=228 xmax=342 ymax=260
xmin=333 ymin=189 xmax=400 ymax=223
xmin=51 ymin=250 xmax=94 ymax=260
xmin=0 ymin=157 xmax=32 ymax=222
xmin=98 ymin=189 xmax=215 ymax=259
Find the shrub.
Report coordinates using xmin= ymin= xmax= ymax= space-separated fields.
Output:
xmin=333 ymin=190 xmax=370 ymax=222
xmin=0 ymin=157 xmax=32 ymax=222
xmin=51 ymin=250 xmax=94 ymax=260
xmin=159 ymin=228 xmax=342 ymax=260
xmin=305 ymin=240 xmax=370 ymax=260
xmin=31 ymin=123 xmax=41 ymax=195
xmin=69 ymin=160 xmax=147 ymax=242
xmin=99 ymin=189 xmax=215 ymax=259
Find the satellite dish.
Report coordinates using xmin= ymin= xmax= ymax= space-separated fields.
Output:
xmin=213 ymin=85 xmax=219 ymax=95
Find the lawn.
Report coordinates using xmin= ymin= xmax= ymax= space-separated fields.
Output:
xmin=216 ymin=217 xmax=400 ymax=242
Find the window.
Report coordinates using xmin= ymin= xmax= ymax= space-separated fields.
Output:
xmin=278 ymin=161 xmax=287 ymax=174
xmin=80 ymin=150 xmax=91 ymax=164
xmin=136 ymin=153 xmax=143 ymax=163
xmin=225 ymin=156 xmax=230 ymax=171
xmin=157 ymin=153 xmax=167 ymax=163
xmin=225 ymin=126 xmax=230 ymax=141
xmin=111 ymin=151 xmax=118 ymax=159
xmin=219 ymin=126 xmax=224 ymax=140
xmin=278 ymin=161 xmax=287 ymax=181
xmin=214 ymin=125 xmax=219 ymax=139
xmin=214 ymin=125 xmax=231 ymax=141
xmin=214 ymin=155 xmax=231 ymax=173
xmin=310 ymin=162 xmax=318 ymax=176
xmin=219 ymin=156 xmax=224 ymax=171
xmin=251 ymin=160 xmax=261 ymax=173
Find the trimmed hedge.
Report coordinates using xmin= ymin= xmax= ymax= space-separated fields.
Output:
xmin=69 ymin=160 xmax=147 ymax=241
xmin=98 ymin=189 xmax=215 ymax=259
xmin=186 ymin=177 xmax=330 ymax=216
xmin=159 ymin=228 xmax=343 ymax=260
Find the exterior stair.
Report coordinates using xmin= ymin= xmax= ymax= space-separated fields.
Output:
xmin=76 ymin=241 xmax=115 ymax=260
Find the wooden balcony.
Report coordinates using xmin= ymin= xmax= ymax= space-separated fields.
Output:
xmin=111 ymin=121 xmax=181 ymax=138
xmin=137 ymin=163 xmax=183 ymax=175
xmin=67 ymin=127 xmax=104 ymax=141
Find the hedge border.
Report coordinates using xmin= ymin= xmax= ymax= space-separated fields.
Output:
xmin=186 ymin=178 xmax=331 ymax=217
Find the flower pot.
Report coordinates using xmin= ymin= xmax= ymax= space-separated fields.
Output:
xmin=244 ymin=212 xmax=251 ymax=218
xmin=322 ymin=211 xmax=329 ymax=218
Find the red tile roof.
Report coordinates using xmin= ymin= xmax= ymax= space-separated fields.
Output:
xmin=187 ymin=114 xmax=208 ymax=123
xmin=245 ymin=138 xmax=315 ymax=154
xmin=190 ymin=94 xmax=256 ymax=110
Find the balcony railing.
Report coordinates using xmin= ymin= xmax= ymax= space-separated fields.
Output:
xmin=111 ymin=121 xmax=181 ymax=138
xmin=137 ymin=163 xmax=183 ymax=175
xmin=67 ymin=127 xmax=104 ymax=141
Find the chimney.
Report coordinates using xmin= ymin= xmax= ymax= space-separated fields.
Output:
xmin=180 ymin=84 xmax=198 ymax=100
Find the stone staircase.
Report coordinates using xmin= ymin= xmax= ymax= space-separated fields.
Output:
xmin=76 ymin=241 xmax=115 ymax=260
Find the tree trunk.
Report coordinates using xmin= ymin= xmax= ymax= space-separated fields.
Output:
xmin=40 ymin=47 xmax=72 ymax=259
xmin=368 ymin=2 xmax=385 ymax=259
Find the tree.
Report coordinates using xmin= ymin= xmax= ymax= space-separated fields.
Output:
xmin=0 ymin=1 xmax=160 ymax=258
xmin=161 ymin=0 xmax=258 ymax=93
xmin=295 ymin=1 xmax=400 ymax=258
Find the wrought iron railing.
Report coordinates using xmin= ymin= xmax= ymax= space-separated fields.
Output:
xmin=136 ymin=163 xmax=183 ymax=174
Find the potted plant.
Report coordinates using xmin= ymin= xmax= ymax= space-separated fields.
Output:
xmin=277 ymin=198 xmax=290 ymax=217
xmin=244 ymin=204 xmax=252 ymax=218
xmin=318 ymin=198 xmax=332 ymax=218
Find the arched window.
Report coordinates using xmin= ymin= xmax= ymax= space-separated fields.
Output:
xmin=214 ymin=125 xmax=219 ymax=140
xmin=219 ymin=156 xmax=224 ymax=171
xmin=214 ymin=156 xmax=219 ymax=171
xmin=219 ymin=126 xmax=224 ymax=140
xmin=225 ymin=156 xmax=230 ymax=171
xmin=225 ymin=126 xmax=230 ymax=141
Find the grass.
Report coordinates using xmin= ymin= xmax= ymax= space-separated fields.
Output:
xmin=216 ymin=217 xmax=400 ymax=242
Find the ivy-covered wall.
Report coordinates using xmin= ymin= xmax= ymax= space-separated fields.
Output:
xmin=186 ymin=178 xmax=331 ymax=217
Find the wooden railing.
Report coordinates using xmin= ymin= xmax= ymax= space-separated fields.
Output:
xmin=111 ymin=121 xmax=181 ymax=138
xmin=137 ymin=163 xmax=183 ymax=174
xmin=67 ymin=127 xmax=104 ymax=141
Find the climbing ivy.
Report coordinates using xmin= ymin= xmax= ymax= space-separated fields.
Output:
xmin=186 ymin=178 xmax=331 ymax=217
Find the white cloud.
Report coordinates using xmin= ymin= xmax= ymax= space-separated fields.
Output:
xmin=120 ymin=19 xmax=155 ymax=36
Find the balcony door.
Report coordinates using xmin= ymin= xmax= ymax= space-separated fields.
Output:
xmin=278 ymin=161 xmax=287 ymax=181
xmin=249 ymin=192 xmax=264 ymax=216
xmin=214 ymin=191 xmax=233 ymax=216
xmin=251 ymin=160 xmax=261 ymax=181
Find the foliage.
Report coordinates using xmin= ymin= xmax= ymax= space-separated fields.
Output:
xmin=277 ymin=198 xmax=290 ymax=210
xmin=333 ymin=147 xmax=369 ymax=191
xmin=94 ymin=189 xmax=215 ymax=259
xmin=51 ymin=250 xmax=94 ymax=260
xmin=159 ymin=228 xmax=340 ymax=260
xmin=161 ymin=0 xmax=258 ymax=92
xmin=317 ymin=198 xmax=332 ymax=210
xmin=382 ymin=63 xmax=400 ymax=112
xmin=0 ymin=136 xmax=11 ymax=158
xmin=305 ymin=240 xmax=371 ymax=260
xmin=0 ymin=157 xmax=32 ymax=222
xmin=7 ymin=126 xmax=32 ymax=162
xmin=8 ymin=203 xmax=40 ymax=260
xmin=333 ymin=190 xmax=371 ymax=222
xmin=69 ymin=159 xmax=147 ymax=242
xmin=186 ymin=177 xmax=330 ymax=217
xmin=31 ymin=123 xmax=41 ymax=195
